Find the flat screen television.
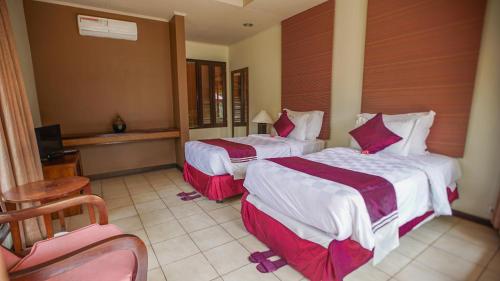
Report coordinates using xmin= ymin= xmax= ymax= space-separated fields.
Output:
xmin=35 ymin=124 xmax=64 ymax=161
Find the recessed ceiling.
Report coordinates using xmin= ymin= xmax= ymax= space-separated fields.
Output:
xmin=35 ymin=0 xmax=327 ymax=45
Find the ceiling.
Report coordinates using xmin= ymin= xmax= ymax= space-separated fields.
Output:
xmin=37 ymin=0 xmax=327 ymax=45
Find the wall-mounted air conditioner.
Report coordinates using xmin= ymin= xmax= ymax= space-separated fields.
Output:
xmin=77 ymin=15 xmax=137 ymax=41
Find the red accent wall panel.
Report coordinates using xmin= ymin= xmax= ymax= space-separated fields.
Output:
xmin=362 ymin=0 xmax=486 ymax=157
xmin=282 ymin=0 xmax=334 ymax=140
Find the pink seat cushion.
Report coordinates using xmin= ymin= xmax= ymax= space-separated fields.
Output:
xmin=273 ymin=111 xmax=295 ymax=137
xmin=349 ymin=113 xmax=402 ymax=154
xmin=46 ymin=249 xmax=135 ymax=281
xmin=1 ymin=247 xmax=21 ymax=270
xmin=10 ymin=224 xmax=123 ymax=272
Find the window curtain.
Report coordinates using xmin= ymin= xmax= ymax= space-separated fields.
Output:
xmin=0 ymin=0 xmax=45 ymax=245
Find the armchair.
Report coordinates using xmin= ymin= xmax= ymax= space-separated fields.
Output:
xmin=0 ymin=195 xmax=147 ymax=281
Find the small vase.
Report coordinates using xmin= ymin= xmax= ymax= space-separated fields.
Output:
xmin=112 ymin=115 xmax=127 ymax=133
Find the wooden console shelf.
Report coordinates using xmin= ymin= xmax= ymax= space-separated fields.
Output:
xmin=62 ymin=128 xmax=180 ymax=147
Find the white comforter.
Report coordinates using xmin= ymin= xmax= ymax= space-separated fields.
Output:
xmin=185 ymin=134 xmax=324 ymax=178
xmin=244 ymin=147 xmax=459 ymax=262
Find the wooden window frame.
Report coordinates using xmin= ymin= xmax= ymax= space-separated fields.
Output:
xmin=231 ymin=68 xmax=249 ymax=136
xmin=187 ymin=59 xmax=227 ymax=129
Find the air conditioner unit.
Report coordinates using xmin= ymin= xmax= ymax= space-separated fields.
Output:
xmin=77 ymin=15 xmax=137 ymax=41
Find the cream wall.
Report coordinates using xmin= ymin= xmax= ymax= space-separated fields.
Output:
xmin=328 ymin=0 xmax=500 ymax=219
xmin=225 ymin=0 xmax=499 ymax=219
xmin=229 ymin=25 xmax=282 ymax=134
xmin=6 ymin=0 xmax=41 ymax=127
xmin=329 ymin=0 xmax=367 ymax=147
xmin=185 ymin=41 xmax=232 ymax=140
xmin=453 ymin=0 xmax=500 ymax=218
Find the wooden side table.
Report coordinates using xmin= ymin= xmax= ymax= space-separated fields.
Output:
xmin=1 ymin=176 xmax=95 ymax=254
xmin=42 ymin=152 xmax=83 ymax=218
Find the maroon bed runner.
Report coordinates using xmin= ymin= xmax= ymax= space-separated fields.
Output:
xmin=200 ymin=139 xmax=257 ymax=163
xmin=268 ymin=157 xmax=398 ymax=231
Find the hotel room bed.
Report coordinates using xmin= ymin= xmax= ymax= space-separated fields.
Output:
xmin=241 ymin=147 xmax=460 ymax=281
xmin=183 ymin=134 xmax=325 ymax=201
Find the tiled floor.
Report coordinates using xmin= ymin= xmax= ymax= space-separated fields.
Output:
xmin=60 ymin=168 xmax=500 ymax=281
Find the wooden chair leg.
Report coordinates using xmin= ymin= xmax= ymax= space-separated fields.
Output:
xmin=83 ymin=184 xmax=96 ymax=224
xmin=6 ymin=203 xmax=23 ymax=254
xmin=57 ymin=210 xmax=66 ymax=232
xmin=43 ymin=214 xmax=54 ymax=238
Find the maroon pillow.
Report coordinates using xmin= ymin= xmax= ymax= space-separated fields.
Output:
xmin=349 ymin=113 xmax=402 ymax=154
xmin=273 ymin=111 xmax=295 ymax=137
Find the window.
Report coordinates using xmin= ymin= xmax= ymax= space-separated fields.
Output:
xmin=231 ymin=68 xmax=249 ymax=136
xmin=187 ymin=59 xmax=227 ymax=129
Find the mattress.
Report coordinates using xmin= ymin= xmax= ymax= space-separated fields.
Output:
xmin=243 ymin=147 xmax=460 ymax=260
xmin=185 ymin=134 xmax=325 ymax=177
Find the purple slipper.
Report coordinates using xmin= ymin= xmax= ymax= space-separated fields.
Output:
xmin=249 ymin=250 xmax=276 ymax=263
xmin=177 ymin=191 xmax=197 ymax=197
xmin=256 ymin=258 xmax=287 ymax=273
xmin=181 ymin=194 xmax=201 ymax=201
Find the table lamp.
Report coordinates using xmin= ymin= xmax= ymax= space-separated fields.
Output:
xmin=252 ymin=110 xmax=273 ymax=134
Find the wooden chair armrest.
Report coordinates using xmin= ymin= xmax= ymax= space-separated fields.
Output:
xmin=0 ymin=195 xmax=108 ymax=225
xmin=9 ymin=234 xmax=147 ymax=281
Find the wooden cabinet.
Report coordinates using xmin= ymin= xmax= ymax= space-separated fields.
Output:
xmin=42 ymin=152 xmax=83 ymax=217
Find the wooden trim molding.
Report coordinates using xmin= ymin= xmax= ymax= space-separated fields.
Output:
xmin=62 ymin=129 xmax=180 ymax=147
xmin=87 ymin=164 xmax=178 ymax=180
xmin=452 ymin=209 xmax=493 ymax=228
xmin=169 ymin=15 xmax=189 ymax=166
xmin=362 ymin=0 xmax=487 ymax=157
xmin=281 ymin=0 xmax=334 ymax=140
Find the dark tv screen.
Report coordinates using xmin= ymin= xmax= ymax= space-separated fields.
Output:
xmin=35 ymin=124 xmax=63 ymax=160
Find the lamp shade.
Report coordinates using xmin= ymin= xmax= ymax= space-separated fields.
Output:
xmin=252 ymin=110 xmax=273 ymax=124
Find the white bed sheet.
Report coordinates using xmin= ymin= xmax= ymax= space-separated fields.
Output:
xmin=243 ymin=147 xmax=460 ymax=261
xmin=185 ymin=134 xmax=325 ymax=177
xmin=246 ymin=193 xmax=436 ymax=250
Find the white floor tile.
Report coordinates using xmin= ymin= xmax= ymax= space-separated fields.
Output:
xmin=147 ymin=268 xmax=166 ymax=281
xmin=222 ymin=263 xmax=280 ymax=281
xmin=204 ymin=241 xmax=250 ymax=275
xmin=376 ymin=251 xmax=412 ymax=276
xmin=139 ymin=208 xmax=175 ymax=227
xmin=105 ymin=196 xmax=133 ymax=210
xmin=163 ymin=253 xmax=219 ymax=281
xmin=273 ymin=265 xmax=304 ymax=281
xmin=395 ymin=235 xmax=428 ymax=258
xmin=434 ymin=233 xmax=497 ymax=266
xmin=190 ymin=225 xmax=234 ymax=251
xmin=477 ymin=269 xmax=500 ymax=281
xmin=147 ymin=245 xmax=160 ymax=270
xmin=153 ymin=235 xmax=200 ymax=265
xmin=394 ymin=261 xmax=454 ymax=281
xmin=170 ymin=203 xmax=204 ymax=219
xmin=486 ymin=250 xmax=500 ymax=274
xmin=145 ymin=220 xmax=186 ymax=244
xmin=109 ymin=205 xmax=137 ymax=221
xmin=208 ymin=206 xmax=241 ymax=224
xmin=345 ymin=263 xmax=391 ymax=281
xmin=221 ymin=219 xmax=249 ymax=239
xmin=112 ymin=215 xmax=143 ymax=233
xmin=416 ymin=247 xmax=484 ymax=281
xmin=179 ymin=212 xmax=218 ymax=233
xmin=132 ymin=191 xmax=160 ymax=204
xmin=238 ymin=235 xmax=269 ymax=253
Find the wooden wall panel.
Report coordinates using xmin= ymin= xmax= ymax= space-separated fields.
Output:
xmin=282 ymin=0 xmax=334 ymax=140
xmin=362 ymin=0 xmax=486 ymax=157
xmin=23 ymin=0 xmax=176 ymax=174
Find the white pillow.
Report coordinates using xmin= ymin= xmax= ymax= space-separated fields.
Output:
xmin=287 ymin=114 xmax=309 ymax=141
xmin=350 ymin=117 xmax=417 ymax=156
xmin=355 ymin=111 xmax=435 ymax=155
xmin=284 ymin=109 xmax=324 ymax=140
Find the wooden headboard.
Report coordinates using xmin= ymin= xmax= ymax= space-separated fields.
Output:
xmin=362 ymin=0 xmax=486 ymax=157
xmin=281 ymin=0 xmax=334 ymax=140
